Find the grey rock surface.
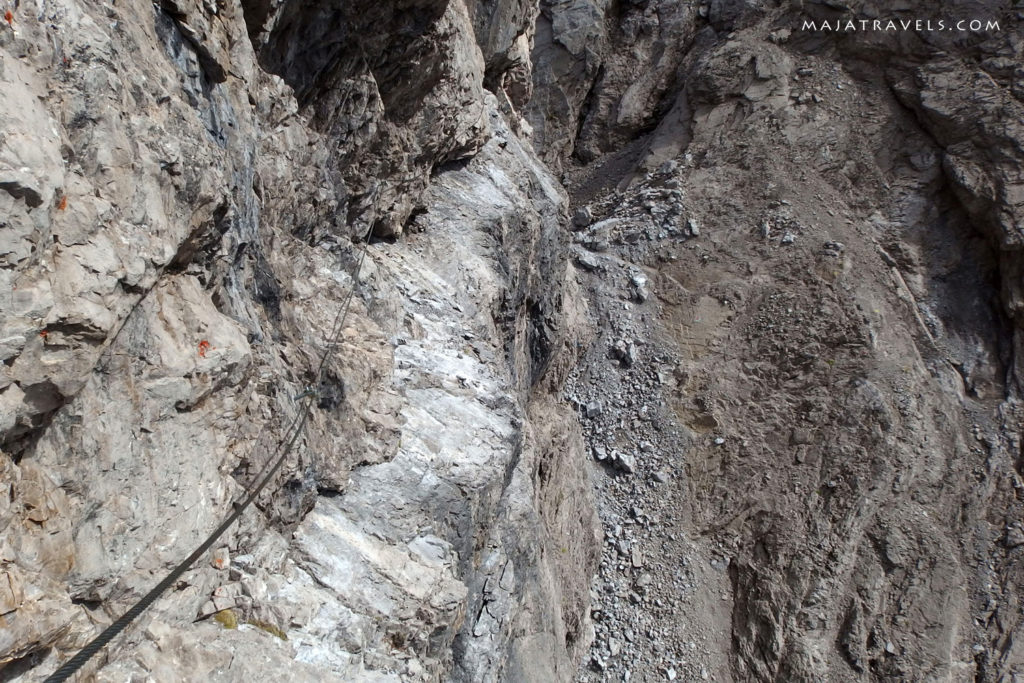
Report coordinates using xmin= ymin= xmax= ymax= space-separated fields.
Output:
xmin=3 ymin=0 xmax=1024 ymax=681
xmin=0 ymin=0 xmax=596 ymax=680
xmin=552 ymin=2 xmax=1024 ymax=682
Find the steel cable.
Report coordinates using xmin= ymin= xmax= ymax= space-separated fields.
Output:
xmin=44 ymin=226 xmax=373 ymax=682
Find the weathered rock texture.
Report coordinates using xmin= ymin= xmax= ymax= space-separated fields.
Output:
xmin=0 ymin=0 xmax=597 ymax=680
xmin=531 ymin=1 xmax=1024 ymax=681
xmin=4 ymin=0 xmax=1024 ymax=681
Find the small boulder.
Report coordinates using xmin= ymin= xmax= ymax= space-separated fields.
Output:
xmin=573 ymin=206 xmax=593 ymax=229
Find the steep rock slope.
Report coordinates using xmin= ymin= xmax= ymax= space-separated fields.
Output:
xmin=4 ymin=0 xmax=1024 ymax=680
xmin=527 ymin=0 xmax=1024 ymax=681
xmin=0 ymin=0 xmax=597 ymax=680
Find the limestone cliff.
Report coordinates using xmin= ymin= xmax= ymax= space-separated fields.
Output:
xmin=4 ymin=0 xmax=1024 ymax=681
xmin=1 ymin=0 xmax=596 ymax=680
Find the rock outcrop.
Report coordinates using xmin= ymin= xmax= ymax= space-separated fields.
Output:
xmin=0 ymin=0 xmax=596 ymax=680
xmin=4 ymin=0 xmax=1024 ymax=681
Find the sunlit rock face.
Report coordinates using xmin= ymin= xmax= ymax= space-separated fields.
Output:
xmin=0 ymin=1 xmax=595 ymax=679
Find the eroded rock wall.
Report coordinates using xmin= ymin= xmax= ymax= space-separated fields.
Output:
xmin=532 ymin=1 xmax=1024 ymax=681
xmin=0 ymin=0 xmax=597 ymax=680
xmin=4 ymin=0 xmax=1024 ymax=680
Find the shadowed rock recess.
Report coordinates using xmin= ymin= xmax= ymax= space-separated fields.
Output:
xmin=1 ymin=0 xmax=1023 ymax=680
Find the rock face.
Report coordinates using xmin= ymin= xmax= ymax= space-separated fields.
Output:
xmin=533 ymin=1 xmax=1024 ymax=681
xmin=250 ymin=0 xmax=491 ymax=238
xmin=3 ymin=0 xmax=1024 ymax=681
xmin=0 ymin=0 xmax=596 ymax=680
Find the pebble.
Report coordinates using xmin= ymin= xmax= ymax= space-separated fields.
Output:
xmin=211 ymin=547 xmax=230 ymax=570
xmin=574 ymin=206 xmax=594 ymax=228
xmin=658 ymin=160 xmax=678 ymax=175
xmin=790 ymin=428 xmax=812 ymax=445
xmin=577 ymin=252 xmax=602 ymax=271
xmin=611 ymin=339 xmax=637 ymax=367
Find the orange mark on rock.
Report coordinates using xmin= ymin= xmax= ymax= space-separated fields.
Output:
xmin=198 ymin=340 xmax=212 ymax=358
xmin=39 ymin=330 xmax=48 ymax=339
xmin=4 ymin=10 xmax=13 ymax=26
xmin=57 ymin=196 xmax=67 ymax=211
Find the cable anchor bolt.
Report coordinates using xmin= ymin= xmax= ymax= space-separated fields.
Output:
xmin=293 ymin=385 xmax=319 ymax=401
